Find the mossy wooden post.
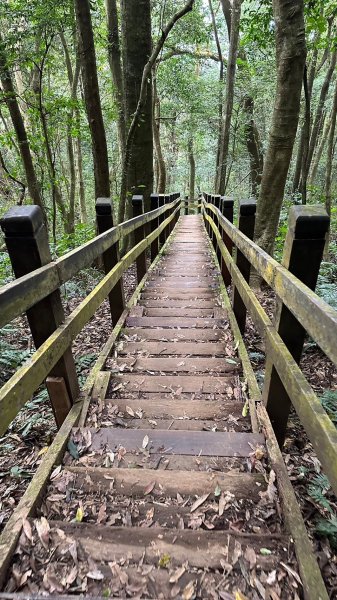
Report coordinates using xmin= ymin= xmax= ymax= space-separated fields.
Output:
xmin=0 ymin=205 xmax=79 ymax=427
xmin=174 ymin=193 xmax=180 ymax=226
xmin=232 ymin=199 xmax=256 ymax=334
xmin=205 ymin=193 xmax=211 ymax=236
xmin=263 ymin=205 xmax=330 ymax=446
xmin=197 ymin=193 xmax=202 ymax=214
xmin=221 ymin=197 xmax=234 ymax=286
xmin=150 ymin=193 xmax=159 ymax=262
xmin=96 ymin=198 xmax=125 ymax=325
xmin=132 ymin=195 xmax=147 ymax=283
xmin=164 ymin=194 xmax=171 ymax=240
xmin=184 ymin=195 xmax=188 ymax=215
xmin=158 ymin=194 xmax=165 ymax=246
xmin=213 ymin=195 xmax=222 ymax=263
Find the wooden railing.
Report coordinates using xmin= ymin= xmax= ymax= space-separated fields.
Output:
xmin=0 ymin=192 xmax=181 ymax=436
xmin=202 ymin=193 xmax=337 ymax=496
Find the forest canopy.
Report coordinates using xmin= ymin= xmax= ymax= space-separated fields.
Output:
xmin=0 ymin=0 xmax=336 ymax=259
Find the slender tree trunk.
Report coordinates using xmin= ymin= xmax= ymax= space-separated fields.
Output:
xmin=75 ymin=108 xmax=87 ymax=223
xmin=153 ymin=72 xmax=166 ymax=193
xmin=0 ymin=36 xmax=44 ymax=214
xmin=299 ymin=65 xmax=311 ymax=204
xmin=305 ymin=50 xmax=337 ymax=180
xmin=292 ymin=45 xmax=318 ymax=195
xmin=121 ymin=0 xmax=153 ymax=219
xmin=188 ymin=137 xmax=195 ymax=202
xmin=308 ymin=113 xmax=329 ymax=186
xmin=209 ymin=0 xmax=224 ymax=186
xmin=255 ymin=0 xmax=306 ymax=255
xmin=75 ymin=0 xmax=111 ymax=200
xmin=105 ymin=0 xmax=126 ymax=165
xmin=243 ymin=96 xmax=264 ymax=196
xmin=220 ymin=0 xmax=263 ymax=197
xmin=324 ymin=79 xmax=337 ymax=256
xmin=216 ymin=0 xmax=241 ymax=194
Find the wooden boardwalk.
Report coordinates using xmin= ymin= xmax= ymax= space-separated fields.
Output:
xmin=4 ymin=216 xmax=301 ymax=598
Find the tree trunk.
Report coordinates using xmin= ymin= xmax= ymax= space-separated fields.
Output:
xmin=105 ymin=0 xmax=126 ymax=165
xmin=188 ymin=137 xmax=195 ymax=203
xmin=153 ymin=72 xmax=166 ymax=193
xmin=305 ymin=50 xmax=337 ymax=180
xmin=255 ymin=0 xmax=306 ymax=255
xmin=121 ymin=0 xmax=153 ymax=219
xmin=220 ymin=0 xmax=264 ymax=197
xmin=243 ymin=96 xmax=264 ymax=197
xmin=292 ymin=45 xmax=318 ymax=195
xmin=75 ymin=0 xmax=111 ymax=200
xmin=209 ymin=0 xmax=224 ymax=186
xmin=216 ymin=0 xmax=241 ymax=194
xmin=324 ymin=79 xmax=337 ymax=256
xmin=299 ymin=65 xmax=311 ymax=204
xmin=0 ymin=36 xmax=44 ymax=214
xmin=308 ymin=113 xmax=329 ymax=187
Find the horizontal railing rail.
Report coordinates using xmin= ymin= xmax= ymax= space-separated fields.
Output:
xmin=201 ymin=193 xmax=337 ymax=497
xmin=205 ymin=201 xmax=337 ymax=367
xmin=0 ymin=197 xmax=180 ymax=329
xmin=0 ymin=192 xmax=182 ymax=435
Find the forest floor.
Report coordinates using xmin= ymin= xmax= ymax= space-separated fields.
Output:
xmin=0 ymin=240 xmax=337 ymax=597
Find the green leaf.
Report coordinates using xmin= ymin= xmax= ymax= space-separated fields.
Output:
xmin=67 ymin=439 xmax=79 ymax=460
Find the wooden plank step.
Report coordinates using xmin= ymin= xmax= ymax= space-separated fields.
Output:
xmin=116 ymin=341 xmax=227 ymax=355
xmin=139 ymin=299 xmax=216 ymax=308
xmin=105 ymin=417 xmax=248 ymax=432
xmin=101 ymin=452 xmax=248 ymax=472
xmin=146 ymin=281 xmax=216 ymax=289
xmin=125 ymin=317 xmax=223 ymax=328
xmin=143 ymin=308 xmax=214 ymax=317
xmin=74 ymin=428 xmax=264 ymax=456
xmin=109 ymin=374 xmax=237 ymax=393
xmin=105 ymin=397 xmax=245 ymax=419
xmin=113 ymin=357 xmax=240 ymax=373
xmin=121 ymin=328 xmax=225 ymax=341
xmin=143 ymin=287 xmax=218 ymax=294
xmin=39 ymin=522 xmax=287 ymax=570
xmin=66 ymin=467 xmax=265 ymax=498
xmin=141 ymin=291 xmax=216 ymax=299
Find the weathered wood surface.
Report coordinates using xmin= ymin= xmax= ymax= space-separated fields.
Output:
xmin=0 ymin=208 xmax=179 ymax=435
xmin=205 ymin=201 xmax=337 ymax=368
xmin=205 ymin=211 xmax=337 ymax=497
xmin=0 ymin=198 xmax=181 ymax=328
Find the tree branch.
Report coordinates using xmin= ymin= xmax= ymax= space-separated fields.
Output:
xmin=160 ymin=45 xmax=220 ymax=62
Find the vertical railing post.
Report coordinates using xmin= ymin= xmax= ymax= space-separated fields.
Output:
xmin=0 ymin=206 xmax=79 ymax=427
xmin=197 ymin=193 xmax=202 ymax=214
xmin=213 ymin=195 xmax=221 ymax=264
xmin=158 ymin=194 xmax=165 ymax=246
xmin=164 ymin=194 xmax=171 ymax=240
xmin=263 ymin=205 xmax=330 ymax=446
xmin=205 ymin=193 xmax=211 ymax=237
xmin=96 ymin=197 xmax=125 ymax=325
xmin=184 ymin=195 xmax=188 ymax=215
xmin=150 ymin=193 xmax=159 ymax=262
xmin=232 ymin=199 xmax=256 ymax=334
xmin=132 ymin=195 xmax=147 ymax=283
xmin=175 ymin=193 xmax=180 ymax=226
xmin=221 ymin=196 xmax=234 ymax=286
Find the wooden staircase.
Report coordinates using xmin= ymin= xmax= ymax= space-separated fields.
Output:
xmin=5 ymin=216 xmax=300 ymax=599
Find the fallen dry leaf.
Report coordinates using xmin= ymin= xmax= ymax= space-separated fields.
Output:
xmin=190 ymin=493 xmax=209 ymax=513
xmin=35 ymin=517 xmax=50 ymax=550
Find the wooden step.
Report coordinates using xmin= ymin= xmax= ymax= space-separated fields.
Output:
xmin=105 ymin=397 xmax=245 ymax=419
xmin=72 ymin=428 xmax=264 ymax=457
xmin=139 ymin=299 xmax=217 ymax=308
xmin=116 ymin=341 xmax=228 ymax=355
xmin=109 ymin=374 xmax=237 ymax=393
xmin=125 ymin=316 xmax=224 ymax=328
xmin=65 ymin=466 xmax=265 ymax=499
xmin=143 ymin=307 xmax=214 ymax=317
xmin=121 ymin=328 xmax=225 ymax=341
xmin=34 ymin=521 xmax=287 ymax=570
xmin=112 ymin=357 xmax=240 ymax=373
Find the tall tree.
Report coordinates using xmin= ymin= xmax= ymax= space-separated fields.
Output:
xmin=255 ymin=0 xmax=306 ymax=255
xmin=216 ymin=0 xmax=241 ymax=194
xmin=0 ymin=35 xmax=44 ymax=214
xmin=74 ymin=0 xmax=111 ymax=200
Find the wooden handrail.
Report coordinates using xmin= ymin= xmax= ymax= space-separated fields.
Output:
xmin=203 ymin=208 xmax=337 ymax=496
xmin=204 ymin=201 xmax=337 ymax=368
xmin=0 ymin=198 xmax=181 ymax=328
xmin=0 ymin=204 xmax=180 ymax=435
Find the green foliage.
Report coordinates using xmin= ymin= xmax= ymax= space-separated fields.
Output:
xmin=52 ymin=222 xmax=96 ymax=257
xmin=320 ymin=389 xmax=337 ymax=426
